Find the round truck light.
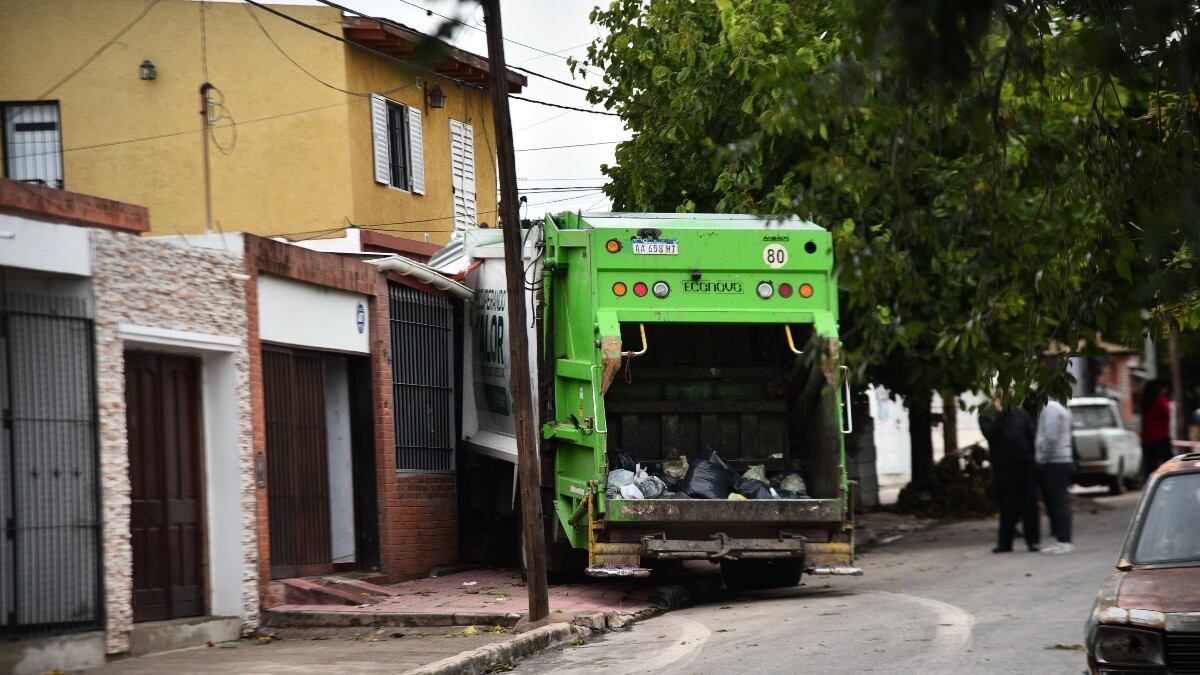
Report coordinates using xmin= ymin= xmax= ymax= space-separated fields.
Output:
xmin=756 ymin=281 xmax=774 ymax=299
xmin=799 ymin=283 xmax=814 ymax=298
xmin=605 ymin=238 xmax=622 ymax=253
xmin=612 ymin=281 xmax=628 ymax=297
xmin=652 ymin=281 xmax=670 ymax=298
xmin=633 ymin=282 xmax=648 ymax=297
xmin=778 ymin=283 xmax=793 ymax=298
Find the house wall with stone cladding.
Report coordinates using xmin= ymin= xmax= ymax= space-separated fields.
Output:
xmin=90 ymin=230 xmax=256 ymax=654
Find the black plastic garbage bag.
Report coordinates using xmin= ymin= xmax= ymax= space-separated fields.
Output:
xmin=610 ymin=450 xmax=637 ymax=473
xmin=735 ymin=476 xmax=772 ymax=500
xmin=681 ymin=450 xmax=738 ymax=499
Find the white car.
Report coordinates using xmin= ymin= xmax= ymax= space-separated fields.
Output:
xmin=1069 ymin=397 xmax=1143 ymax=494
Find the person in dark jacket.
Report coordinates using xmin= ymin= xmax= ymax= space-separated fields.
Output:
xmin=979 ymin=396 xmax=1041 ymax=553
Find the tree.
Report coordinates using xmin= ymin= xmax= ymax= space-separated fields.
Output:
xmin=576 ymin=0 xmax=1170 ymax=487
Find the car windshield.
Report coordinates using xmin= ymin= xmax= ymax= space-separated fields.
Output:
xmin=1132 ymin=472 xmax=1200 ymax=565
xmin=1071 ymin=404 xmax=1117 ymax=430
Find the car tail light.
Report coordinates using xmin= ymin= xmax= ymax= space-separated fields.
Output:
xmin=799 ymin=283 xmax=814 ymax=298
xmin=612 ymin=281 xmax=627 ymax=297
xmin=779 ymin=283 xmax=793 ymax=298
xmin=633 ymin=282 xmax=648 ymax=297
xmin=652 ymin=281 xmax=670 ymax=298
xmin=756 ymin=281 xmax=774 ymax=299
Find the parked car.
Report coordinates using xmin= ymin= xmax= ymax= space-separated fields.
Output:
xmin=1070 ymin=397 xmax=1142 ymax=494
xmin=1085 ymin=452 xmax=1200 ymax=674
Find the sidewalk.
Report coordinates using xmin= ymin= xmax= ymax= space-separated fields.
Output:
xmin=80 ymin=567 xmax=709 ymax=674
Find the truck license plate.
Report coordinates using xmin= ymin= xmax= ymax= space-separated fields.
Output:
xmin=632 ymin=239 xmax=678 ymax=255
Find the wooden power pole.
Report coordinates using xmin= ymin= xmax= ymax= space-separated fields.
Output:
xmin=481 ymin=0 xmax=550 ymax=622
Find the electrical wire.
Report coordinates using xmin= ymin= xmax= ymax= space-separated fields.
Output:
xmin=312 ymin=0 xmax=602 ymax=78
xmin=514 ymin=110 xmax=573 ymax=133
xmin=515 ymin=140 xmax=621 ymax=152
xmin=243 ymin=0 xmax=484 ymax=92
xmin=246 ymin=3 xmax=390 ymax=97
xmin=8 ymin=99 xmax=363 ymax=161
xmin=200 ymin=0 xmax=210 ymax=81
xmin=36 ymin=0 xmax=163 ymax=100
xmin=510 ymin=65 xmax=593 ymax=93
xmin=509 ymin=95 xmax=618 ymax=116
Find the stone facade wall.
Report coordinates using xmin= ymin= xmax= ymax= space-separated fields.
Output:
xmin=91 ymin=230 xmax=256 ymax=653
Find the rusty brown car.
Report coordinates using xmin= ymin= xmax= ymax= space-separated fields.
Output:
xmin=1085 ymin=451 xmax=1200 ymax=674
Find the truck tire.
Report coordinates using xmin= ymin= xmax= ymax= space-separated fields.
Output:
xmin=721 ymin=559 xmax=802 ymax=591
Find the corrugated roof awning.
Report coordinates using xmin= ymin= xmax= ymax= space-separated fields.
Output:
xmin=343 ymin=17 xmax=527 ymax=93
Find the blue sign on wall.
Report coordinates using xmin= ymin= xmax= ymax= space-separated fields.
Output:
xmin=356 ymin=303 xmax=366 ymax=334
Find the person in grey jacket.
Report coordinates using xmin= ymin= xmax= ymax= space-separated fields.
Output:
xmin=1036 ymin=397 xmax=1075 ymax=554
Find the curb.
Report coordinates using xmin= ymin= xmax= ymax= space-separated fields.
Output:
xmin=262 ymin=610 xmax=523 ymax=629
xmin=401 ymin=622 xmax=591 ymax=675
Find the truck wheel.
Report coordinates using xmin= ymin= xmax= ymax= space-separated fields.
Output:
xmin=1108 ymin=460 xmax=1125 ymax=496
xmin=721 ymin=560 xmax=802 ymax=591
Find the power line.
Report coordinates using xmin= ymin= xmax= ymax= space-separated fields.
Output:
xmin=316 ymin=0 xmax=601 ymax=78
xmin=37 ymin=0 xmax=163 ymax=100
xmin=243 ymin=0 xmax=483 ymax=92
xmin=514 ymin=41 xmax=590 ymax=66
xmin=509 ymin=95 xmax=618 ymax=116
xmin=250 ymin=1 xmax=617 ymax=118
xmin=8 ymin=100 xmax=359 ymax=161
xmin=246 ymin=3 xmax=398 ymax=98
xmin=514 ymin=110 xmax=573 ymax=133
xmin=510 ymin=65 xmax=593 ymax=93
xmin=515 ymin=140 xmax=621 ymax=152
xmin=517 ymin=176 xmax=607 ymax=181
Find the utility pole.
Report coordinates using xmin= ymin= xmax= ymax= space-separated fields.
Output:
xmin=481 ymin=0 xmax=550 ymax=622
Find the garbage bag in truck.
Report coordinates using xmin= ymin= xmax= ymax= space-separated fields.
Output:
xmin=681 ymin=450 xmax=739 ymax=499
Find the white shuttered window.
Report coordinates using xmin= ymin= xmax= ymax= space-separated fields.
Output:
xmin=370 ymin=93 xmax=424 ymax=194
xmin=449 ymin=119 xmax=476 ymax=231
xmin=3 ymin=103 xmax=64 ymax=189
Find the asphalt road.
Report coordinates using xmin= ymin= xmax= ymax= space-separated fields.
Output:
xmin=517 ymin=490 xmax=1140 ymax=675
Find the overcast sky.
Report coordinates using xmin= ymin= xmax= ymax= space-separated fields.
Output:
xmin=226 ymin=0 xmax=627 ymax=217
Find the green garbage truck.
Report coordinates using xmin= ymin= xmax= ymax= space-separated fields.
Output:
xmin=458 ymin=212 xmax=859 ymax=590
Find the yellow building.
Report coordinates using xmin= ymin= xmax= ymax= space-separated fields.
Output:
xmin=0 ymin=0 xmax=523 ymax=243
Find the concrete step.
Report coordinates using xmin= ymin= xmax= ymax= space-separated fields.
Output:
xmin=278 ymin=577 xmax=379 ymax=607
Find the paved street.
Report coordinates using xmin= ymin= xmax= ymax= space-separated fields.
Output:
xmin=518 ymin=490 xmax=1139 ymax=675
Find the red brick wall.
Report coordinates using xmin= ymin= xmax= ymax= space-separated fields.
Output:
xmin=0 ymin=177 xmax=149 ymax=232
xmin=242 ymin=236 xmax=458 ymax=600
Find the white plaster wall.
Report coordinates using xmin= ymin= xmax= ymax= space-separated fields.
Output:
xmin=0 ymin=214 xmax=91 ymax=276
xmin=201 ymin=351 xmax=246 ymax=616
xmin=258 ymin=274 xmax=369 ymax=354
xmin=323 ymin=354 xmax=356 ymax=564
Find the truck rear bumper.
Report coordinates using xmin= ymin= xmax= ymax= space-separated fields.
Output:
xmin=604 ymin=497 xmax=843 ymax=526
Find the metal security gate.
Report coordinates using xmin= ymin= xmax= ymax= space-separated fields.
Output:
xmin=264 ymin=347 xmax=332 ymax=579
xmin=389 ymin=283 xmax=455 ymax=472
xmin=0 ymin=290 xmax=102 ymax=636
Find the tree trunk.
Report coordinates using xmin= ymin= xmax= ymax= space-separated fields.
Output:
xmin=942 ymin=391 xmax=958 ymax=457
xmin=909 ymin=391 xmax=936 ymax=486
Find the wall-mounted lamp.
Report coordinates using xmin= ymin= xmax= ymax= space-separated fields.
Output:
xmin=425 ymin=83 xmax=446 ymax=110
xmin=139 ymin=59 xmax=157 ymax=81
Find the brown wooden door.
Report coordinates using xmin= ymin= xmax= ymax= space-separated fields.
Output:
xmin=126 ymin=352 xmax=205 ymax=622
xmin=264 ymin=348 xmax=332 ymax=579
